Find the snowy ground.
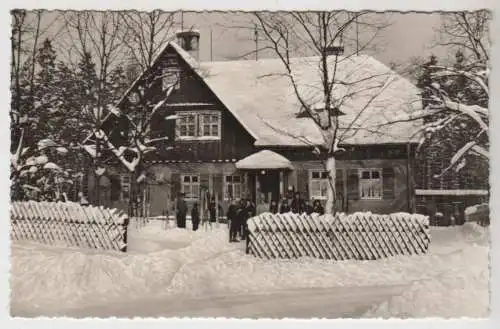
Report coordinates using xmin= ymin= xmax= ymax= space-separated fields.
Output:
xmin=10 ymin=219 xmax=490 ymax=318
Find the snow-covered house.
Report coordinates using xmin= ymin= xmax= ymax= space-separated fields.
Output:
xmin=85 ymin=30 xmax=426 ymax=217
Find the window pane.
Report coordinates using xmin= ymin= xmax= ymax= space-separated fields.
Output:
xmin=192 ymin=176 xmax=198 ymax=183
xmin=234 ymin=184 xmax=241 ymax=198
xmin=192 ymin=185 xmax=199 ymax=198
xmin=203 ymin=124 xmax=210 ymax=136
xmin=320 ymin=181 xmax=328 ymax=197
xmin=321 ymin=171 xmax=329 ymax=179
xmin=188 ymin=125 xmax=195 ymax=136
xmin=225 ymin=176 xmax=232 ymax=183
xmin=211 ymin=124 xmax=218 ymax=136
xmin=211 ymin=115 xmax=218 ymax=123
xmin=180 ymin=126 xmax=187 ymax=136
xmin=183 ymin=176 xmax=190 ymax=183
xmin=311 ymin=181 xmax=320 ymax=196
xmin=312 ymin=171 xmax=320 ymax=179
xmin=233 ymin=176 xmax=241 ymax=183
xmin=362 ymin=171 xmax=370 ymax=179
xmin=372 ymin=171 xmax=380 ymax=179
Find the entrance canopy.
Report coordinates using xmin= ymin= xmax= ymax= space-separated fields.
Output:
xmin=235 ymin=150 xmax=293 ymax=170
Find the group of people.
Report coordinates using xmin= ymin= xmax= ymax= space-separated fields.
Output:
xmin=227 ymin=199 xmax=256 ymax=242
xmin=176 ymin=193 xmax=224 ymax=231
xmin=175 ymin=191 xmax=325 ymax=241
xmin=269 ymin=191 xmax=325 ymax=216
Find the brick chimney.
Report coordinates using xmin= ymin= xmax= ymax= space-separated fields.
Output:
xmin=176 ymin=29 xmax=200 ymax=61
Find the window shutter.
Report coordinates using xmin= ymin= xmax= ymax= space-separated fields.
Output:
xmin=383 ymin=167 xmax=395 ymax=199
xmin=200 ymin=173 xmax=210 ymax=192
xmin=110 ymin=176 xmax=121 ymax=201
xmin=297 ymin=169 xmax=309 ymax=200
xmin=165 ymin=114 xmax=176 ymax=142
xmin=212 ymin=173 xmax=223 ymax=200
xmin=346 ymin=169 xmax=359 ymax=200
xmin=170 ymin=173 xmax=180 ymax=201
xmin=335 ymin=169 xmax=344 ymax=194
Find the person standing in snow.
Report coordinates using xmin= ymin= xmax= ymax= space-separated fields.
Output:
xmin=279 ymin=197 xmax=291 ymax=213
xmin=312 ymin=199 xmax=325 ymax=215
xmin=304 ymin=199 xmax=313 ymax=215
xmin=291 ymin=192 xmax=305 ymax=213
xmin=176 ymin=193 xmax=188 ymax=228
xmin=241 ymin=199 xmax=254 ymax=240
xmin=237 ymin=199 xmax=247 ymax=239
xmin=227 ymin=199 xmax=239 ymax=242
xmin=191 ymin=202 xmax=200 ymax=231
xmin=269 ymin=200 xmax=278 ymax=214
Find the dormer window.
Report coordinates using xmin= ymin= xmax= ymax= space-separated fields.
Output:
xmin=176 ymin=111 xmax=221 ymax=140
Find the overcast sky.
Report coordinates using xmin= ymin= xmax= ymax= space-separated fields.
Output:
xmin=29 ymin=11 xmax=450 ymax=68
xmin=179 ymin=12 xmax=448 ymax=65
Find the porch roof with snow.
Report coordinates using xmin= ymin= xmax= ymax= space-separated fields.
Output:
xmin=118 ymin=41 xmax=424 ymax=148
xmin=235 ymin=150 xmax=293 ymax=170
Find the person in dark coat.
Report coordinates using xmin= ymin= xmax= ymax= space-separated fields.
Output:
xmin=176 ymin=193 xmax=188 ymax=228
xmin=227 ymin=199 xmax=239 ymax=242
xmin=191 ymin=202 xmax=200 ymax=231
xmin=312 ymin=199 xmax=325 ymax=215
xmin=241 ymin=199 xmax=255 ymax=239
xmin=269 ymin=200 xmax=278 ymax=214
xmin=208 ymin=197 xmax=217 ymax=223
xmin=304 ymin=199 xmax=313 ymax=215
xmin=291 ymin=192 xmax=305 ymax=213
xmin=279 ymin=197 xmax=291 ymax=213
xmin=237 ymin=199 xmax=247 ymax=239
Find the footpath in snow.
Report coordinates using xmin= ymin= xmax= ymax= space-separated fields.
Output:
xmin=10 ymin=219 xmax=490 ymax=318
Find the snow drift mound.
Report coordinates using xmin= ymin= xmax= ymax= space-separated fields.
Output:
xmin=365 ymin=223 xmax=490 ymax=318
xmin=11 ymin=228 xmax=233 ymax=310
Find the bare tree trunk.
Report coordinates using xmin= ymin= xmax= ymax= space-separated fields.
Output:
xmin=325 ymin=156 xmax=337 ymax=215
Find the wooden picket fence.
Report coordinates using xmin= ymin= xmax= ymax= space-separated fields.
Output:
xmin=10 ymin=201 xmax=129 ymax=252
xmin=246 ymin=212 xmax=430 ymax=260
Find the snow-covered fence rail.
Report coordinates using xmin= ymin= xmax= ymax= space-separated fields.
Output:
xmin=246 ymin=212 xmax=430 ymax=260
xmin=10 ymin=201 xmax=129 ymax=252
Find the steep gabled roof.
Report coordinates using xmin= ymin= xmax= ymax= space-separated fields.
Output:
xmin=118 ymin=41 xmax=423 ymax=147
xmin=200 ymin=55 xmax=423 ymax=146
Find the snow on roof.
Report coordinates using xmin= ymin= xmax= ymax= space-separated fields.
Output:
xmin=113 ymin=41 xmax=423 ymax=148
xmin=199 ymin=55 xmax=423 ymax=146
xmin=236 ymin=150 xmax=293 ymax=170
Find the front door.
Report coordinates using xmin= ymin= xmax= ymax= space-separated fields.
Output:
xmin=255 ymin=170 xmax=280 ymax=214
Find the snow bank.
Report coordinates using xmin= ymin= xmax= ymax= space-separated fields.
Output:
xmin=365 ymin=222 xmax=490 ymax=318
xmin=364 ymin=245 xmax=489 ymax=318
xmin=11 ymin=221 xmax=489 ymax=317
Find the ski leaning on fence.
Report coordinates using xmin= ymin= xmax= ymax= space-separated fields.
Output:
xmin=246 ymin=212 xmax=430 ymax=260
xmin=10 ymin=201 xmax=129 ymax=252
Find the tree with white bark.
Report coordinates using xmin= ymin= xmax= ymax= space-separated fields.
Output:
xmin=252 ymin=11 xmax=394 ymax=214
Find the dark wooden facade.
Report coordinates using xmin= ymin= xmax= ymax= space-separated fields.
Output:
xmin=87 ymin=43 xmax=417 ymax=217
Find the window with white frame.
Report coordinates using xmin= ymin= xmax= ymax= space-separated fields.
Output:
xmin=359 ymin=169 xmax=383 ymax=200
xmin=120 ymin=174 xmax=131 ymax=200
xmin=181 ymin=174 xmax=200 ymax=199
xmin=309 ymin=170 xmax=329 ymax=200
xmin=200 ymin=113 xmax=221 ymax=137
xmin=224 ymin=175 xmax=242 ymax=200
xmin=162 ymin=66 xmax=180 ymax=91
xmin=176 ymin=111 xmax=221 ymax=140
xmin=178 ymin=114 xmax=197 ymax=137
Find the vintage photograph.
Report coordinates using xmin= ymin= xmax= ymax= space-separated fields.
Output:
xmin=9 ymin=9 xmax=490 ymax=318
